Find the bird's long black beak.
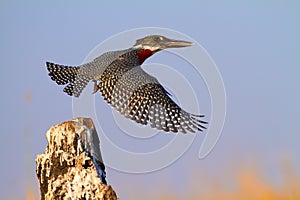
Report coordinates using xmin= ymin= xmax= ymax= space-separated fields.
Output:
xmin=162 ymin=38 xmax=194 ymax=49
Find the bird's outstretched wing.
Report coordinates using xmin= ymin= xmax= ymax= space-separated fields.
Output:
xmin=99 ymin=65 xmax=207 ymax=133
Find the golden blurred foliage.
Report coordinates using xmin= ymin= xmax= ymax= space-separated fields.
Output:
xmin=134 ymin=160 xmax=300 ymax=200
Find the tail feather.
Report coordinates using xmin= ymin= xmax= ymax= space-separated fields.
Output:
xmin=46 ymin=62 xmax=90 ymax=97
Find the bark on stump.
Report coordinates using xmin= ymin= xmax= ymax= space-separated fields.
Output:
xmin=36 ymin=118 xmax=118 ymax=200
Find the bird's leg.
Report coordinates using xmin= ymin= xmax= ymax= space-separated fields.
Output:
xmin=93 ymin=80 xmax=100 ymax=94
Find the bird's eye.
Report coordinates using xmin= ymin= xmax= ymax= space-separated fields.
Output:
xmin=159 ymin=36 xmax=164 ymax=41
xmin=154 ymin=37 xmax=161 ymax=42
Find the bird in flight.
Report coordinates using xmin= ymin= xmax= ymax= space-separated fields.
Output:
xmin=46 ymin=35 xmax=207 ymax=133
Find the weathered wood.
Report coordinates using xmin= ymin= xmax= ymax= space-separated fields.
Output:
xmin=36 ymin=118 xmax=118 ymax=200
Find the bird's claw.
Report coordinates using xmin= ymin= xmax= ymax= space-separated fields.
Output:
xmin=93 ymin=81 xmax=100 ymax=94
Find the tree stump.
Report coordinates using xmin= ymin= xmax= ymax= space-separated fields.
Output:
xmin=36 ymin=118 xmax=118 ymax=200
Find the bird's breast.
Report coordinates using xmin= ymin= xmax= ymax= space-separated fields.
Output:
xmin=136 ymin=49 xmax=155 ymax=64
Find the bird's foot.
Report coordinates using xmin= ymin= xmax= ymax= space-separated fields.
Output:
xmin=92 ymin=81 xmax=100 ymax=94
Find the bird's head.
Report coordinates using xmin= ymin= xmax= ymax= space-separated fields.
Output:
xmin=133 ymin=35 xmax=194 ymax=52
xmin=133 ymin=35 xmax=193 ymax=63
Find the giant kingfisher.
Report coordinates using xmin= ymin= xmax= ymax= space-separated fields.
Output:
xmin=46 ymin=35 xmax=207 ymax=133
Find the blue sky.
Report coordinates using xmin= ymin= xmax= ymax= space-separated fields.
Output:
xmin=0 ymin=1 xmax=299 ymax=199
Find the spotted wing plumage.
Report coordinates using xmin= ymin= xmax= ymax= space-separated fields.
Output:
xmin=99 ymin=65 xmax=207 ymax=133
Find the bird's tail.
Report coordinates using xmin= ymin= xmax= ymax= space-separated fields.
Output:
xmin=46 ymin=61 xmax=90 ymax=97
